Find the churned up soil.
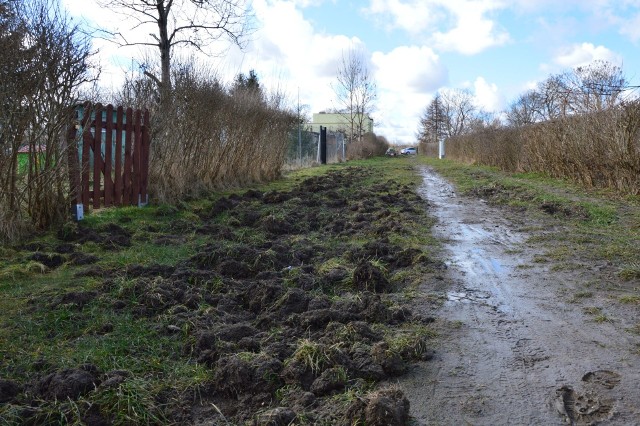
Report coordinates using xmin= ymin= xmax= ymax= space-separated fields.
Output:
xmin=0 ymin=164 xmax=444 ymax=425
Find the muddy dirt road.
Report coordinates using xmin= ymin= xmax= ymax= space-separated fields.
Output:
xmin=400 ymin=167 xmax=640 ymax=425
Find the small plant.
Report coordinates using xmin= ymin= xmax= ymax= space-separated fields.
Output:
xmin=385 ymin=323 xmax=436 ymax=360
xmin=288 ymin=339 xmax=330 ymax=374
xmin=570 ymin=291 xmax=593 ymax=303
xmin=275 ymin=384 xmax=304 ymax=402
xmin=92 ymin=376 xmax=167 ymax=424
xmin=619 ymin=295 xmax=640 ymax=304
xmin=593 ymin=314 xmax=611 ymax=323
xmin=583 ymin=306 xmax=602 ymax=315
xmin=0 ymin=261 xmax=47 ymax=279
xmin=619 ymin=264 xmax=640 ymax=281
xmin=582 ymin=306 xmax=610 ymax=323
xmin=450 ymin=320 xmax=464 ymax=329
xmin=625 ymin=323 xmax=640 ymax=335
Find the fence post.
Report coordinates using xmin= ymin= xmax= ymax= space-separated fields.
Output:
xmin=320 ymin=126 xmax=327 ymax=165
xmin=92 ymin=103 xmax=103 ymax=209
xmin=123 ymin=107 xmax=133 ymax=205
xmin=139 ymin=109 xmax=150 ymax=207
xmin=67 ymin=107 xmax=83 ymax=221
xmin=104 ymin=104 xmax=114 ymax=207
xmin=114 ymin=106 xmax=124 ymax=206
xmin=81 ymin=102 xmax=92 ymax=211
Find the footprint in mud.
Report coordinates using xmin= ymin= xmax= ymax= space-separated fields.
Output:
xmin=554 ymin=386 xmax=614 ymax=425
xmin=582 ymin=370 xmax=621 ymax=390
xmin=554 ymin=370 xmax=620 ymax=424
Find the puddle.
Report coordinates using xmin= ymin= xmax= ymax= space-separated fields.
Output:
xmin=446 ymin=290 xmax=491 ymax=305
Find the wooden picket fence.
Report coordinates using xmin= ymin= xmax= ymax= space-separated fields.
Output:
xmin=67 ymin=102 xmax=150 ymax=215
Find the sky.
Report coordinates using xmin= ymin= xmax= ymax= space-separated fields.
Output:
xmin=62 ymin=0 xmax=640 ymax=144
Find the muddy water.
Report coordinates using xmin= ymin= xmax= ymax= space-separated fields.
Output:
xmin=399 ymin=167 xmax=640 ymax=425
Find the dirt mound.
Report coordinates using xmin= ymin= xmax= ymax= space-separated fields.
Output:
xmin=36 ymin=365 xmax=101 ymax=400
xmin=0 ymin=380 xmax=21 ymax=403
xmin=353 ymin=261 xmax=391 ymax=293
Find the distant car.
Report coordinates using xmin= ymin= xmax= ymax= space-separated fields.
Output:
xmin=401 ymin=147 xmax=417 ymax=155
xmin=385 ymin=148 xmax=398 ymax=156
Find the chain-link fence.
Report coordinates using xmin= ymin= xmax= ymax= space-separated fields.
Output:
xmin=285 ymin=129 xmax=346 ymax=169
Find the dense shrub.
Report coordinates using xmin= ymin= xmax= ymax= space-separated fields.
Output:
xmin=445 ymin=103 xmax=640 ymax=194
xmin=347 ymin=132 xmax=389 ymax=160
xmin=113 ymin=60 xmax=298 ymax=203
xmin=0 ymin=0 xmax=93 ymax=242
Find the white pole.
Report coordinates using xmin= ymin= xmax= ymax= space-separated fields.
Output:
xmin=439 ymin=139 xmax=445 ymax=159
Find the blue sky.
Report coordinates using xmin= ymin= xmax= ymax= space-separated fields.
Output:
xmin=64 ymin=0 xmax=640 ymax=144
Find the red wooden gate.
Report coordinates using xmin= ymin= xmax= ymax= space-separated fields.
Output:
xmin=67 ymin=102 xmax=150 ymax=217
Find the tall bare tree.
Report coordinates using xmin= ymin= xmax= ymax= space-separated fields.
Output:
xmin=567 ymin=60 xmax=626 ymax=114
xmin=440 ymin=88 xmax=477 ymax=137
xmin=506 ymin=90 xmax=543 ymax=126
xmin=97 ymin=0 xmax=252 ymax=97
xmin=333 ymin=47 xmax=377 ymax=142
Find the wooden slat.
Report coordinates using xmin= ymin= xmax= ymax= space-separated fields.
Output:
xmin=81 ymin=102 xmax=92 ymax=209
xmin=93 ymin=103 xmax=103 ymax=209
xmin=132 ymin=109 xmax=142 ymax=206
xmin=123 ymin=107 xmax=133 ymax=205
xmin=114 ymin=106 xmax=123 ymax=206
xmin=104 ymin=104 xmax=114 ymax=207
xmin=140 ymin=109 xmax=150 ymax=204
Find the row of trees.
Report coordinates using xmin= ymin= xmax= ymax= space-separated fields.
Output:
xmin=126 ymin=61 xmax=297 ymax=202
xmin=417 ymin=89 xmax=481 ymax=146
xmin=505 ymin=60 xmax=625 ymax=125
xmin=420 ymin=60 xmax=639 ymax=194
xmin=417 ymin=60 xmax=627 ymax=146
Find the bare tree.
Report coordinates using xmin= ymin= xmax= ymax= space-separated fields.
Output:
xmin=333 ymin=47 xmax=377 ymax=142
xmin=566 ymin=60 xmax=626 ymax=114
xmin=506 ymin=90 xmax=544 ymax=126
xmin=97 ymin=0 xmax=252 ymax=97
xmin=0 ymin=0 xmax=93 ymax=240
xmin=440 ymin=89 xmax=477 ymax=137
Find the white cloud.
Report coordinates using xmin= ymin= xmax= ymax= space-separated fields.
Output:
xmin=371 ymin=45 xmax=448 ymax=143
xmin=472 ymin=77 xmax=503 ymax=112
xmin=431 ymin=1 xmax=510 ymax=55
xmin=372 ymin=45 xmax=447 ymax=93
xmin=554 ymin=42 xmax=622 ymax=69
xmin=364 ymin=0 xmax=440 ymax=34
xmin=234 ymin=0 xmax=365 ymax=113
xmin=364 ymin=0 xmax=509 ymax=55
